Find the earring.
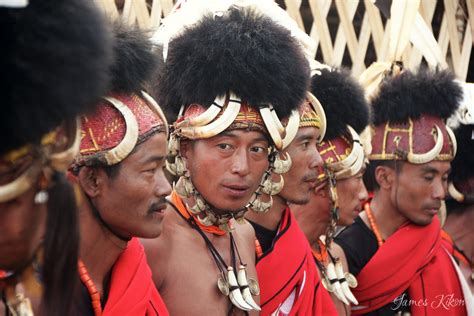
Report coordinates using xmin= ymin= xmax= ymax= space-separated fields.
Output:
xmin=34 ymin=173 xmax=49 ymax=204
xmin=34 ymin=191 xmax=48 ymax=204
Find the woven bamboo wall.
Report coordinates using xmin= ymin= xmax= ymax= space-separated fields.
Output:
xmin=95 ymin=0 xmax=473 ymax=80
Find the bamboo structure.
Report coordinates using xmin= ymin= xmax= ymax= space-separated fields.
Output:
xmin=95 ymin=0 xmax=473 ymax=80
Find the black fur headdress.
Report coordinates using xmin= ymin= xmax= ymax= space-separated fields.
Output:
xmin=154 ymin=7 xmax=310 ymax=120
xmin=0 ymin=0 xmax=112 ymax=155
xmin=450 ymin=124 xmax=474 ymax=185
xmin=109 ymin=22 xmax=157 ymax=94
xmin=311 ymin=67 xmax=370 ymax=140
xmin=372 ymin=68 xmax=463 ymax=125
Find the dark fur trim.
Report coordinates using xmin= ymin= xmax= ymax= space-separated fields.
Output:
xmin=311 ymin=68 xmax=370 ymax=140
xmin=372 ymin=68 xmax=462 ymax=125
xmin=110 ymin=22 xmax=157 ymax=93
xmin=450 ymin=124 xmax=474 ymax=184
xmin=154 ymin=7 xmax=310 ymax=120
xmin=0 ymin=0 xmax=113 ymax=154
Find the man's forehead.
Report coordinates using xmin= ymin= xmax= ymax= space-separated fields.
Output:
xmin=213 ymin=129 xmax=269 ymax=142
xmin=293 ymin=126 xmax=320 ymax=141
xmin=125 ymin=132 xmax=168 ymax=160
xmin=408 ymin=161 xmax=451 ymax=174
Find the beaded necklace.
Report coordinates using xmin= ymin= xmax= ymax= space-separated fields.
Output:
xmin=78 ymin=260 xmax=102 ymax=316
xmin=364 ymin=202 xmax=384 ymax=247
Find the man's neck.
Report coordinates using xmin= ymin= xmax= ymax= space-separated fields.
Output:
xmin=368 ymin=192 xmax=408 ymax=240
xmin=292 ymin=207 xmax=328 ymax=246
xmin=444 ymin=207 xmax=474 ymax=261
xmin=79 ymin=201 xmax=128 ymax=296
xmin=245 ymin=194 xmax=287 ymax=231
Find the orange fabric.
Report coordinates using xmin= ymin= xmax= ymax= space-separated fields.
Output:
xmin=441 ymin=230 xmax=471 ymax=267
xmin=101 ymin=238 xmax=169 ymax=316
xmin=170 ymin=190 xmax=226 ymax=236
xmin=353 ymin=217 xmax=467 ymax=315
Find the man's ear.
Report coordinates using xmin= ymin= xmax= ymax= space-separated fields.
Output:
xmin=314 ymin=181 xmax=328 ymax=198
xmin=179 ymin=139 xmax=191 ymax=162
xmin=77 ymin=166 xmax=103 ymax=198
xmin=375 ymin=165 xmax=395 ymax=190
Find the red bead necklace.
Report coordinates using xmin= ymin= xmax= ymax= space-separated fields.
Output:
xmin=78 ymin=259 xmax=102 ymax=316
xmin=364 ymin=202 xmax=384 ymax=247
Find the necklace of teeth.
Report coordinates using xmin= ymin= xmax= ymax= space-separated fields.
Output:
xmin=169 ymin=200 xmax=261 ymax=312
xmin=319 ymin=174 xmax=359 ymax=305
xmin=315 ymin=238 xmax=359 ymax=306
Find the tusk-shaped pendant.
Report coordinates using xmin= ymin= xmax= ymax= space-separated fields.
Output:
xmin=335 ymin=261 xmax=358 ymax=305
xmin=237 ymin=265 xmax=261 ymax=311
xmin=227 ymin=267 xmax=253 ymax=311
xmin=327 ymin=262 xmax=349 ymax=305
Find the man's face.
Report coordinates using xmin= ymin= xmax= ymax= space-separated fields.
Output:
xmin=335 ymin=169 xmax=368 ymax=226
xmin=0 ymin=163 xmax=47 ymax=271
xmin=391 ymin=161 xmax=450 ymax=225
xmin=91 ymin=132 xmax=171 ymax=239
xmin=183 ymin=130 xmax=269 ymax=212
xmin=279 ymin=127 xmax=323 ymax=205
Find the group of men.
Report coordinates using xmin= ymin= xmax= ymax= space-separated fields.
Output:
xmin=1 ymin=0 xmax=473 ymax=315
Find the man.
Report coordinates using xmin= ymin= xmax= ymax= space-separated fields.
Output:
xmin=292 ymin=67 xmax=370 ymax=315
xmin=444 ymin=121 xmax=474 ymax=294
xmin=0 ymin=0 xmax=111 ymax=314
xmin=334 ymin=67 xmax=471 ymax=315
xmin=246 ymin=86 xmax=339 ymax=315
xmin=69 ymin=24 xmax=171 ymax=315
xmin=143 ymin=2 xmax=310 ymax=315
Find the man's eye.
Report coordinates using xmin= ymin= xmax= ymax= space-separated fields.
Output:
xmin=218 ymin=144 xmax=231 ymax=150
xmin=251 ymin=146 xmax=266 ymax=153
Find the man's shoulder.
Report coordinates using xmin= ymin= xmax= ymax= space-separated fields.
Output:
xmin=334 ymin=216 xmax=379 ymax=276
xmin=335 ymin=215 xmax=372 ymax=245
xmin=236 ymin=219 xmax=257 ymax=239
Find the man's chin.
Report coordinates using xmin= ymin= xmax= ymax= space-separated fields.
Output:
xmin=286 ymin=196 xmax=310 ymax=206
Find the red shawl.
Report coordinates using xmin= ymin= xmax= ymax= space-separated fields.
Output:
xmin=352 ymin=217 xmax=467 ymax=315
xmin=102 ymin=238 xmax=169 ymax=316
xmin=256 ymin=207 xmax=337 ymax=315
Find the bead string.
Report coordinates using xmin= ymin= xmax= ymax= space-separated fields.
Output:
xmin=364 ymin=202 xmax=384 ymax=247
xmin=78 ymin=259 xmax=102 ymax=316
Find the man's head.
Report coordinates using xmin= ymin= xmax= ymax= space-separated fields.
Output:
xmin=155 ymin=3 xmax=311 ymax=228
xmin=0 ymin=0 xmax=112 ymax=313
xmin=367 ymin=67 xmax=462 ymax=225
xmin=71 ymin=23 xmax=171 ymax=239
xmin=446 ymin=122 xmax=474 ymax=214
xmin=369 ymin=160 xmax=450 ymax=225
xmin=278 ymin=95 xmax=326 ymax=205
xmin=0 ymin=0 xmax=111 ymax=271
xmin=305 ymin=67 xmax=370 ymax=227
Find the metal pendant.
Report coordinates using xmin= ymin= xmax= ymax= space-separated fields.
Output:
xmin=248 ymin=278 xmax=260 ymax=296
xmin=217 ymin=275 xmax=230 ymax=296
xmin=345 ymin=272 xmax=358 ymax=288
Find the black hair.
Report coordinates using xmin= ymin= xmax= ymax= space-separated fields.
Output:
xmin=109 ymin=22 xmax=157 ymax=94
xmin=363 ymin=160 xmax=404 ymax=192
xmin=0 ymin=0 xmax=113 ymax=155
xmin=311 ymin=67 xmax=370 ymax=140
xmin=41 ymin=172 xmax=79 ymax=315
xmin=154 ymin=7 xmax=310 ymax=121
xmin=372 ymin=68 xmax=462 ymax=125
